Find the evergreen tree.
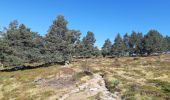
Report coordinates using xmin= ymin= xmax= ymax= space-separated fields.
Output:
xmin=81 ymin=31 xmax=96 ymax=57
xmin=74 ymin=39 xmax=83 ymax=57
xmin=1 ymin=15 xmax=170 ymax=68
xmin=44 ymin=15 xmax=68 ymax=63
xmin=102 ymin=39 xmax=112 ymax=57
xmin=164 ymin=36 xmax=170 ymax=52
xmin=44 ymin=15 xmax=80 ymax=63
xmin=123 ymin=33 xmax=130 ymax=56
xmin=135 ymin=32 xmax=143 ymax=55
xmin=167 ymin=37 xmax=170 ymax=52
xmin=168 ymin=36 xmax=170 ymax=51
xmin=0 ymin=20 xmax=43 ymax=67
xmin=92 ymin=46 xmax=101 ymax=57
xmin=129 ymin=31 xmax=137 ymax=55
xmin=129 ymin=31 xmax=143 ymax=56
xmin=111 ymin=33 xmax=126 ymax=57
xmin=64 ymin=29 xmax=81 ymax=60
xmin=143 ymin=30 xmax=164 ymax=55
xmin=0 ymin=20 xmax=24 ymax=67
xmin=17 ymin=24 xmax=43 ymax=63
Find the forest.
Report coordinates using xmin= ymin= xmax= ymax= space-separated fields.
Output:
xmin=0 ymin=15 xmax=170 ymax=68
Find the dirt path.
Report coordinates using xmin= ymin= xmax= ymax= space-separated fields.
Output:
xmin=59 ymin=74 xmax=120 ymax=100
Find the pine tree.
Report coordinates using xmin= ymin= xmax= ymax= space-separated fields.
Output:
xmin=123 ymin=33 xmax=130 ymax=56
xmin=143 ymin=30 xmax=164 ymax=55
xmin=102 ymin=39 xmax=112 ymax=57
xmin=44 ymin=15 xmax=68 ymax=63
xmin=0 ymin=20 xmax=25 ymax=67
xmin=92 ymin=46 xmax=101 ymax=57
xmin=135 ymin=32 xmax=143 ymax=55
xmin=63 ymin=29 xmax=81 ymax=61
xmin=0 ymin=20 xmax=43 ymax=67
xmin=167 ymin=36 xmax=170 ymax=51
xmin=81 ymin=31 xmax=96 ymax=57
xmin=129 ymin=31 xmax=143 ymax=56
xmin=111 ymin=33 xmax=126 ymax=57
xmin=17 ymin=24 xmax=43 ymax=63
xmin=164 ymin=36 xmax=170 ymax=52
xmin=44 ymin=15 xmax=80 ymax=63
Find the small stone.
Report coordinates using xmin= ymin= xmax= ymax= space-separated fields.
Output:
xmin=89 ymin=87 xmax=98 ymax=91
xmin=79 ymin=84 xmax=87 ymax=90
xmin=71 ymin=88 xmax=79 ymax=93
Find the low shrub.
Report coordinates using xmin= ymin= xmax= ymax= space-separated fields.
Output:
xmin=105 ymin=79 xmax=120 ymax=93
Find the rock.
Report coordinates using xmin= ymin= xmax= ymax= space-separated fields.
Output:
xmin=59 ymin=73 xmax=120 ymax=100
xmin=64 ymin=61 xmax=70 ymax=67
xmin=71 ymin=88 xmax=79 ymax=93
xmin=89 ymin=87 xmax=98 ymax=91
xmin=79 ymin=84 xmax=87 ymax=90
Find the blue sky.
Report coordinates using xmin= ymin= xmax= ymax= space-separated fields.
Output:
xmin=0 ymin=0 xmax=170 ymax=48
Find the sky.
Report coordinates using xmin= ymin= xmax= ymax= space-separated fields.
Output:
xmin=0 ymin=0 xmax=170 ymax=48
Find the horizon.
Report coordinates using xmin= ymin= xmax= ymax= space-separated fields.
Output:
xmin=0 ymin=0 xmax=170 ymax=48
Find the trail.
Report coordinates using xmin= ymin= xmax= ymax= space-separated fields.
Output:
xmin=59 ymin=74 xmax=120 ymax=100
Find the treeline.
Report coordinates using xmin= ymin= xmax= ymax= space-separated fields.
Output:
xmin=102 ymin=31 xmax=170 ymax=57
xmin=0 ymin=15 xmax=98 ymax=67
xmin=0 ymin=15 xmax=170 ymax=67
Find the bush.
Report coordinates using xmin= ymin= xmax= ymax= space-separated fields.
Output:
xmin=111 ymin=80 xmax=120 ymax=88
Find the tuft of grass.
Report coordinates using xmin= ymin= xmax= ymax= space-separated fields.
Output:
xmin=147 ymin=79 xmax=170 ymax=97
xmin=104 ymin=78 xmax=120 ymax=93
xmin=81 ymin=60 xmax=93 ymax=75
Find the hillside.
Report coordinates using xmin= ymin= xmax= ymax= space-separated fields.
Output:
xmin=0 ymin=55 xmax=170 ymax=100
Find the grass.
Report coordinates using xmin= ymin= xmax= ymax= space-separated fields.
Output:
xmin=85 ymin=55 xmax=170 ymax=100
xmin=0 ymin=55 xmax=170 ymax=100
xmin=0 ymin=65 xmax=61 ymax=100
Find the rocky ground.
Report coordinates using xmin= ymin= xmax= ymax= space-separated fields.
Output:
xmin=59 ymin=74 xmax=120 ymax=100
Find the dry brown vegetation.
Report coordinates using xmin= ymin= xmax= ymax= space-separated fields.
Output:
xmin=0 ymin=55 xmax=170 ymax=100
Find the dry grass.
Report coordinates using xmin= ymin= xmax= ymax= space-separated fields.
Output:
xmin=0 ymin=64 xmax=81 ymax=100
xmin=83 ymin=55 xmax=170 ymax=100
xmin=0 ymin=55 xmax=170 ymax=100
